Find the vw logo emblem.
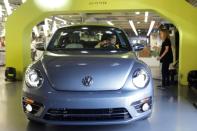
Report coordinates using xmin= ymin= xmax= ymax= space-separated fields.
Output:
xmin=82 ymin=76 xmax=93 ymax=87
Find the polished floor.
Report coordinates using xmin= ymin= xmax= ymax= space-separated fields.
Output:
xmin=0 ymin=67 xmax=197 ymax=131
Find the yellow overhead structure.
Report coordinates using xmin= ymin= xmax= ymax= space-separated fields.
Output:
xmin=5 ymin=0 xmax=197 ymax=85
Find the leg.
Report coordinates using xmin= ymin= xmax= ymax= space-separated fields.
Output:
xmin=162 ymin=62 xmax=170 ymax=87
xmin=165 ymin=63 xmax=170 ymax=86
xmin=161 ymin=63 xmax=166 ymax=86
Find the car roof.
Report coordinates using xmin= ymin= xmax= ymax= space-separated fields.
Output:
xmin=59 ymin=23 xmax=121 ymax=30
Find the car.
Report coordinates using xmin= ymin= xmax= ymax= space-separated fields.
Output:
xmin=22 ymin=25 xmax=153 ymax=125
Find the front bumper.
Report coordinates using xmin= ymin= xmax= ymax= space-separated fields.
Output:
xmin=22 ymin=88 xmax=153 ymax=125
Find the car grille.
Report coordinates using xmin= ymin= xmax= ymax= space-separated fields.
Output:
xmin=43 ymin=108 xmax=132 ymax=121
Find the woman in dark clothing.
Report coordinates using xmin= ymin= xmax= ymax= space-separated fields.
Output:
xmin=157 ymin=29 xmax=173 ymax=89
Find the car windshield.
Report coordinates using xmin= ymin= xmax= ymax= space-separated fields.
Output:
xmin=47 ymin=26 xmax=131 ymax=51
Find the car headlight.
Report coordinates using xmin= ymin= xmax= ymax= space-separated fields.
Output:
xmin=132 ymin=68 xmax=149 ymax=88
xmin=25 ymin=69 xmax=43 ymax=88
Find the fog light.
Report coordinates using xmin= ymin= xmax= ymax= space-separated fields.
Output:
xmin=142 ymin=103 xmax=150 ymax=112
xmin=26 ymin=104 xmax=33 ymax=112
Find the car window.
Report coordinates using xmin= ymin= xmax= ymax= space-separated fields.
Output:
xmin=47 ymin=26 xmax=131 ymax=51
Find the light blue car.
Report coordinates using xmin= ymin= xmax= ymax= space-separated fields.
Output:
xmin=23 ymin=25 xmax=153 ymax=125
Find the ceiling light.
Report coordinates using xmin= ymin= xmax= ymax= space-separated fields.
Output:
xmin=147 ymin=21 xmax=155 ymax=36
xmin=22 ymin=0 xmax=27 ymax=3
xmin=129 ymin=20 xmax=138 ymax=36
xmin=46 ymin=18 xmax=52 ymax=22
xmin=82 ymin=27 xmax=88 ymax=30
xmin=33 ymin=26 xmax=40 ymax=37
xmin=4 ymin=17 xmax=7 ymax=21
xmin=3 ymin=0 xmax=12 ymax=15
xmin=137 ymin=21 xmax=141 ymax=24
xmin=35 ymin=0 xmax=69 ymax=9
xmin=55 ymin=17 xmax=67 ymax=24
xmin=107 ymin=21 xmax=114 ymax=26
xmin=43 ymin=19 xmax=50 ymax=37
xmin=44 ymin=19 xmax=50 ymax=30
xmin=43 ymin=25 xmax=49 ymax=37
xmin=135 ymin=12 xmax=140 ymax=15
xmin=52 ymin=21 xmax=57 ymax=34
xmin=144 ymin=12 xmax=149 ymax=23
xmin=0 ymin=5 xmax=2 ymax=18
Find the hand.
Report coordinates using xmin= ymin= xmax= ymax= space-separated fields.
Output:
xmin=100 ymin=41 xmax=107 ymax=46
xmin=157 ymin=57 xmax=161 ymax=61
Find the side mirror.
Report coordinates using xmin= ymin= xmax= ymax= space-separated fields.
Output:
xmin=133 ymin=44 xmax=144 ymax=52
xmin=35 ymin=43 xmax=45 ymax=51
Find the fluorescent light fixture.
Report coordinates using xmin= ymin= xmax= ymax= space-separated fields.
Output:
xmin=3 ymin=0 xmax=12 ymax=15
xmin=133 ymin=40 xmax=137 ymax=44
xmin=144 ymin=12 xmax=149 ymax=23
xmin=52 ymin=21 xmax=57 ymax=34
xmin=43 ymin=25 xmax=48 ymax=36
xmin=107 ymin=21 xmax=114 ymax=26
xmin=147 ymin=38 xmax=149 ymax=44
xmin=2 ymin=28 xmax=5 ymax=36
xmin=44 ymin=19 xmax=50 ymax=30
xmin=135 ymin=12 xmax=140 ymax=15
xmin=129 ymin=20 xmax=138 ymax=36
xmin=81 ymin=51 xmax=89 ymax=54
xmin=46 ymin=18 xmax=53 ymax=22
xmin=55 ymin=17 xmax=67 ymax=24
xmin=147 ymin=21 xmax=155 ymax=36
xmin=122 ymin=55 xmax=129 ymax=59
xmin=44 ymin=19 xmax=50 ymax=35
xmin=35 ymin=0 xmax=68 ymax=9
xmin=0 ymin=5 xmax=2 ymax=18
xmin=81 ymin=27 xmax=88 ymax=30
xmin=22 ymin=0 xmax=27 ymax=3
xmin=33 ymin=26 xmax=40 ymax=37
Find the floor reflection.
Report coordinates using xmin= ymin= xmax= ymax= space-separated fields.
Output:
xmin=26 ymin=120 xmax=151 ymax=131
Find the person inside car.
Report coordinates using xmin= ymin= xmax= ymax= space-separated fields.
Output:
xmin=95 ymin=34 xmax=119 ymax=49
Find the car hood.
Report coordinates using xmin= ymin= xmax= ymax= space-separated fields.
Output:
xmin=41 ymin=51 xmax=136 ymax=91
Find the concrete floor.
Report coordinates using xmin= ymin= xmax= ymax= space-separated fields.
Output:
xmin=0 ymin=67 xmax=197 ymax=131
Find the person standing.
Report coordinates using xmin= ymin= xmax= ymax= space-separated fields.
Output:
xmin=157 ymin=27 xmax=173 ymax=89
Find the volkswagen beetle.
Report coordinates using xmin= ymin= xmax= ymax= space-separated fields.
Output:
xmin=22 ymin=25 xmax=153 ymax=125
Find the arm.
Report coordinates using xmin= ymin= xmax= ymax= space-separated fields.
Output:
xmin=158 ymin=46 xmax=169 ymax=60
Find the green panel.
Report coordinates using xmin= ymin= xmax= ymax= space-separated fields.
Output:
xmin=5 ymin=0 xmax=197 ymax=84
